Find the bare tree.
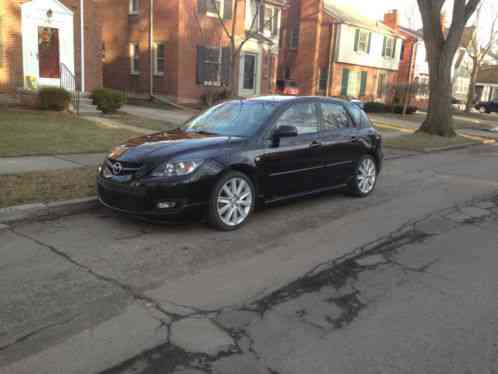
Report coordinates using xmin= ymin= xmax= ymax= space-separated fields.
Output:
xmin=464 ymin=3 xmax=498 ymax=112
xmin=417 ymin=0 xmax=482 ymax=137
xmin=190 ymin=0 xmax=278 ymax=98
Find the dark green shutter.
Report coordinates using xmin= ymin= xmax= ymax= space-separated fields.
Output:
xmin=272 ymin=9 xmax=280 ymax=35
xmin=360 ymin=71 xmax=367 ymax=97
xmin=259 ymin=4 xmax=265 ymax=32
xmin=382 ymin=36 xmax=387 ymax=57
xmin=367 ymin=32 xmax=372 ymax=53
xmin=354 ymin=29 xmax=360 ymax=51
xmin=223 ymin=0 xmax=232 ymax=20
xmin=198 ymin=0 xmax=207 ymax=14
xmin=392 ymin=38 xmax=397 ymax=58
xmin=341 ymin=68 xmax=350 ymax=96
xmin=221 ymin=47 xmax=231 ymax=85
xmin=196 ymin=46 xmax=205 ymax=84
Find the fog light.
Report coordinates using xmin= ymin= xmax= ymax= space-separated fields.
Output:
xmin=157 ymin=201 xmax=176 ymax=209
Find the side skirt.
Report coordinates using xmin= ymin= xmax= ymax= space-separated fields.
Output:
xmin=264 ymin=183 xmax=348 ymax=205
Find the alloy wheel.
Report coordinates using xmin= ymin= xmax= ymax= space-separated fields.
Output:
xmin=357 ymin=158 xmax=377 ymax=194
xmin=216 ymin=177 xmax=253 ymax=227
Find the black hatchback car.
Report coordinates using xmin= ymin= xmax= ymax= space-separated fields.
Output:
xmin=97 ymin=96 xmax=383 ymax=230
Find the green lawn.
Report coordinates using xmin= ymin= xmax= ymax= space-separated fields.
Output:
xmin=0 ymin=167 xmax=96 ymax=208
xmin=384 ymin=132 xmax=479 ymax=152
xmin=106 ymin=112 xmax=179 ymax=132
xmin=0 ymin=109 xmax=140 ymax=157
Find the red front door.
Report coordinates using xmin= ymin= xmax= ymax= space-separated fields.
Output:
xmin=38 ymin=27 xmax=60 ymax=79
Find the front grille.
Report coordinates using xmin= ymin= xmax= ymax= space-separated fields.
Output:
xmin=98 ymin=185 xmax=152 ymax=212
xmin=105 ymin=159 xmax=142 ymax=176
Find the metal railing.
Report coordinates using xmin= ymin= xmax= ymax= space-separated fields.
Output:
xmin=60 ymin=62 xmax=80 ymax=115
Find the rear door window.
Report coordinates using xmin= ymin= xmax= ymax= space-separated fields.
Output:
xmin=348 ymin=104 xmax=372 ymax=129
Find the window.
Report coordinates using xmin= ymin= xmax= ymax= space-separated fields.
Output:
xmin=154 ymin=43 xmax=165 ymax=76
xmin=130 ymin=43 xmax=139 ymax=74
xmin=207 ymin=0 xmax=222 ymax=16
xmin=377 ymin=73 xmax=386 ymax=98
xmin=275 ymin=103 xmax=320 ymax=135
xmin=289 ymin=28 xmax=299 ymax=49
xmin=197 ymin=46 xmax=230 ymax=86
xmin=341 ymin=69 xmax=367 ymax=97
xmin=354 ymin=29 xmax=371 ymax=53
xmin=348 ymin=104 xmax=371 ymax=129
xmin=400 ymin=40 xmax=405 ymax=61
xmin=320 ymin=103 xmax=352 ymax=130
xmin=319 ymin=68 xmax=328 ymax=92
xmin=455 ymin=77 xmax=469 ymax=95
xmin=383 ymin=36 xmax=396 ymax=58
xmin=129 ymin=0 xmax=139 ymax=14
xmin=262 ymin=6 xmax=279 ymax=35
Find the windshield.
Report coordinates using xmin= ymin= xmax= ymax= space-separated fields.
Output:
xmin=183 ymin=100 xmax=278 ymax=137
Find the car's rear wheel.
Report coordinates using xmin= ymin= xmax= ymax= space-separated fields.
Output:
xmin=208 ymin=171 xmax=255 ymax=231
xmin=479 ymin=106 xmax=489 ymax=114
xmin=348 ymin=155 xmax=378 ymax=197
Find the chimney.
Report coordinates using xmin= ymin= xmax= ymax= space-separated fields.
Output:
xmin=383 ymin=10 xmax=400 ymax=31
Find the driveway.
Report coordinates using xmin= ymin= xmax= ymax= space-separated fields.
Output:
xmin=2 ymin=144 xmax=498 ymax=373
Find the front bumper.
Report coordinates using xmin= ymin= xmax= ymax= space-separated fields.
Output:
xmin=96 ymin=174 xmax=213 ymax=219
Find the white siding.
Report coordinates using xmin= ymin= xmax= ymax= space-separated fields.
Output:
xmin=336 ymin=24 xmax=402 ymax=71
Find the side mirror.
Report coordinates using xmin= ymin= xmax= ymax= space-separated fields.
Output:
xmin=273 ymin=125 xmax=298 ymax=139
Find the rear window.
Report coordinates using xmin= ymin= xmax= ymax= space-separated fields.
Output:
xmin=348 ymin=104 xmax=372 ymax=129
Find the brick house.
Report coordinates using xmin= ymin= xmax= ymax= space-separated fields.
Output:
xmin=0 ymin=0 xmax=102 ymax=96
xmin=98 ymin=0 xmax=284 ymax=104
xmin=278 ymin=0 xmax=405 ymax=102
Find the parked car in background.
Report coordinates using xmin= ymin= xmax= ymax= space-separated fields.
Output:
xmin=475 ymin=99 xmax=498 ymax=114
xmin=275 ymin=80 xmax=300 ymax=96
xmin=97 ymin=96 xmax=383 ymax=230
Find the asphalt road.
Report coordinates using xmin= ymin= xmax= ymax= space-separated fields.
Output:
xmin=2 ymin=144 xmax=498 ymax=373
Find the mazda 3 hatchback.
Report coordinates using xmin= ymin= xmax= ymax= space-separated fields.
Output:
xmin=97 ymin=96 xmax=383 ymax=230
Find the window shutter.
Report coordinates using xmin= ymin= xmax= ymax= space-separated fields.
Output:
xmin=382 ymin=36 xmax=387 ymax=57
xmin=367 ymin=32 xmax=372 ymax=53
xmin=341 ymin=68 xmax=350 ymax=96
xmin=221 ymin=47 xmax=231 ymax=86
xmin=223 ymin=0 xmax=232 ymax=20
xmin=360 ymin=71 xmax=367 ymax=97
xmin=272 ymin=8 xmax=280 ymax=35
xmin=259 ymin=4 xmax=265 ymax=32
xmin=198 ymin=0 xmax=207 ymax=14
xmin=354 ymin=29 xmax=360 ymax=51
xmin=196 ymin=46 xmax=205 ymax=84
xmin=392 ymin=38 xmax=397 ymax=58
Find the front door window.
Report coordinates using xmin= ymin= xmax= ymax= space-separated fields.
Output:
xmin=243 ymin=54 xmax=256 ymax=90
xmin=38 ymin=27 xmax=60 ymax=79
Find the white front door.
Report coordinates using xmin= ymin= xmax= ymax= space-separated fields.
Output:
xmin=21 ymin=0 xmax=75 ymax=89
xmin=239 ymin=53 xmax=259 ymax=97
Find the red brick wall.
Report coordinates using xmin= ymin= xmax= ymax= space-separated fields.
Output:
xmin=397 ymin=33 xmax=417 ymax=85
xmin=0 ymin=0 xmax=102 ymax=94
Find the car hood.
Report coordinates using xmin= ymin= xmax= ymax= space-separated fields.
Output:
xmin=108 ymin=130 xmax=243 ymax=163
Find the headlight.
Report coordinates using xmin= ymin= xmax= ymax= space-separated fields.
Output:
xmin=151 ymin=160 xmax=203 ymax=177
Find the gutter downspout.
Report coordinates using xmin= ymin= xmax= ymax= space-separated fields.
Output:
xmin=80 ymin=0 xmax=85 ymax=93
xmin=149 ymin=0 xmax=154 ymax=98
xmin=325 ymin=22 xmax=338 ymax=97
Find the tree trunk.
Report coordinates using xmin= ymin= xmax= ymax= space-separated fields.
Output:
xmin=418 ymin=50 xmax=457 ymax=137
xmin=465 ymin=58 xmax=479 ymax=113
xmin=229 ymin=53 xmax=239 ymax=98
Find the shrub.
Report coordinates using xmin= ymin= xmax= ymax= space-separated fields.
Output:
xmin=200 ymin=87 xmax=231 ymax=107
xmin=391 ymin=105 xmax=418 ymax=115
xmin=95 ymin=89 xmax=126 ymax=114
xmin=38 ymin=87 xmax=71 ymax=111
xmin=90 ymin=88 xmax=108 ymax=106
xmin=363 ymin=102 xmax=388 ymax=113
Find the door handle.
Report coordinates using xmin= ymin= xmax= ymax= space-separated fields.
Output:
xmin=310 ymin=140 xmax=322 ymax=148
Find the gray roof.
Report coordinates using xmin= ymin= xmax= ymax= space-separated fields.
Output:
xmin=323 ymin=0 xmax=398 ymax=36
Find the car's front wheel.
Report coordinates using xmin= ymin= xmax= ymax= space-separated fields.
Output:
xmin=348 ymin=155 xmax=378 ymax=197
xmin=208 ymin=171 xmax=255 ymax=231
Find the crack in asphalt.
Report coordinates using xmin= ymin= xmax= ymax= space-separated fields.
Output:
xmin=0 ymin=316 xmax=78 ymax=353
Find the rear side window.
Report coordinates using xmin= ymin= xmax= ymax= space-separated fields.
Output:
xmin=320 ymin=102 xmax=353 ymax=130
xmin=348 ymin=104 xmax=372 ymax=129
xmin=275 ymin=102 xmax=320 ymax=135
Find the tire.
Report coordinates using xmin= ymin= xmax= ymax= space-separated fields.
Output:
xmin=208 ymin=171 xmax=256 ymax=231
xmin=479 ymin=106 xmax=489 ymax=114
xmin=348 ymin=155 xmax=378 ymax=197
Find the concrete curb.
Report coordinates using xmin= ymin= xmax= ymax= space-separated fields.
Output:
xmin=0 ymin=197 xmax=98 ymax=225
